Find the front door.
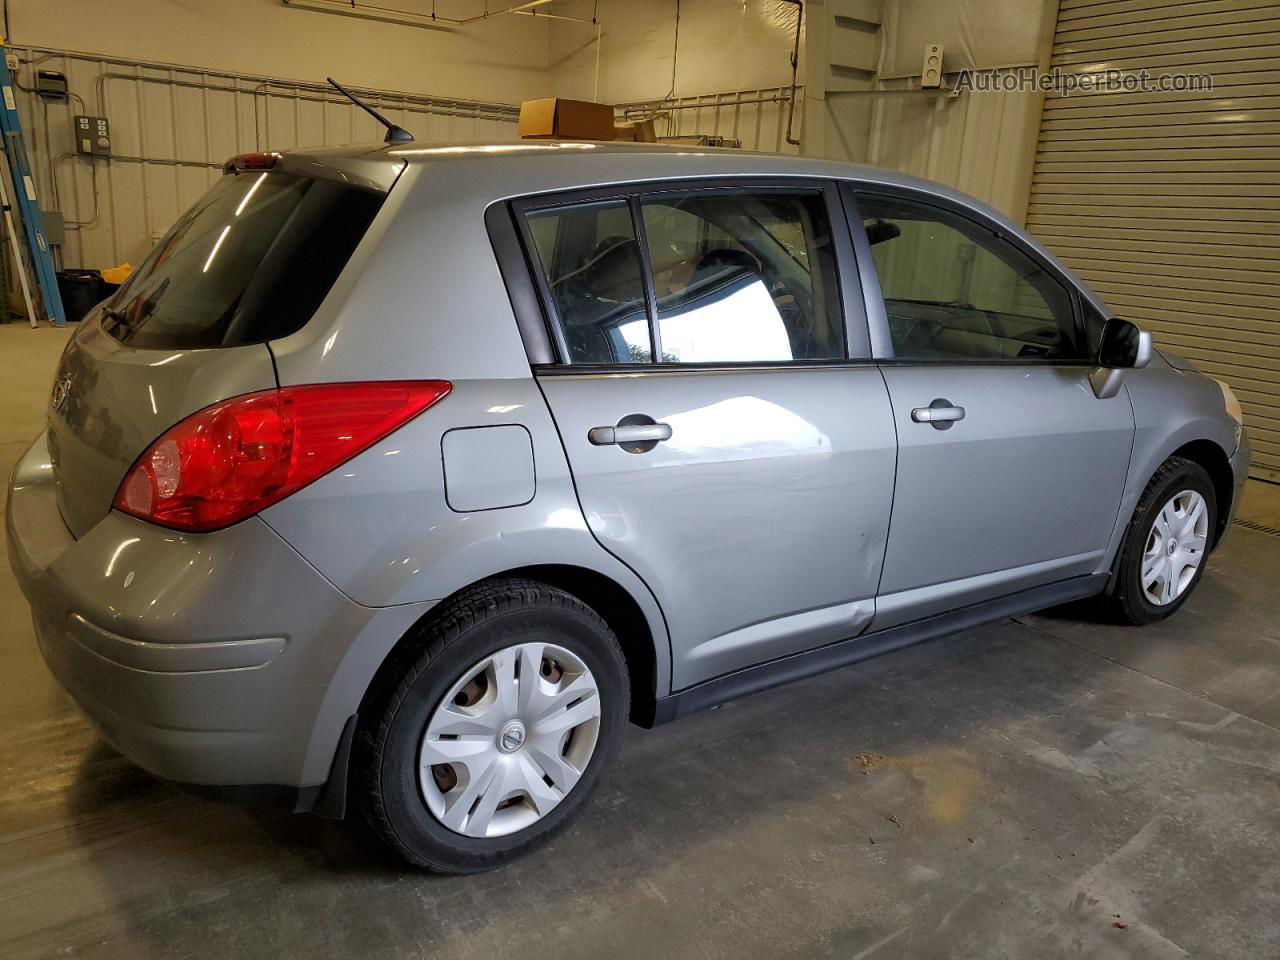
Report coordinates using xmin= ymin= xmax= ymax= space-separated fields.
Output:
xmin=853 ymin=190 xmax=1135 ymax=628
xmin=519 ymin=182 xmax=897 ymax=689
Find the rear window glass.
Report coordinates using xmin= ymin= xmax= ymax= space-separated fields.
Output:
xmin=103 ymin=170 xmax=384 ymax=349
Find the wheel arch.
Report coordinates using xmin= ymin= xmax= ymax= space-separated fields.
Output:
xmin=358 ymin=563 xmax=666 ymax=731
xmin=1103 ymin=430 xmax=1236 ymax=597
xmin=1169 ymin=438 xmax=1234 ymax=548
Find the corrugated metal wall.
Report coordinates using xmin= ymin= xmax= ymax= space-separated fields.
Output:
xmin=1027 ymin=0 xmax=1280 ymax=480
xmin=866 ymin=81 xmax=1044 ymax=224
xmin=14 ymin=46 xmax=520 ymax=271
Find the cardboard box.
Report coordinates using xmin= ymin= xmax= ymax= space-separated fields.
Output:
xmin=518 ymin=98 xmax=617 ymax=140
xmin=613 ymin=118 xmax=658 ymax=143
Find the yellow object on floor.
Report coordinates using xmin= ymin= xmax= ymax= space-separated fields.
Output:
xmin=101 ymin=263 xmax=132 ymax=285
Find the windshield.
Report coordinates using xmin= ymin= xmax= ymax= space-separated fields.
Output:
xmin=104 ymin=170 xmax=384 ymax=349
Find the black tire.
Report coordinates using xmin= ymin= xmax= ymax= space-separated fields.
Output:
xmin=1106 ymin=456 xmax=1217 ymax=625
xmin=355 ymin=578 xmax=629 ymax=873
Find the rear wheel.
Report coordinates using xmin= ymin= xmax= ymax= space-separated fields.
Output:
xmin=1107 ymin=456 xmax=1216 ymax=625
xmin=357 ymin=579 xmax=629 ymax=872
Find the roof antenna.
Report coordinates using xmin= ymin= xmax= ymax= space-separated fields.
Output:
xmin=326 ymin=77 xmax=414 ymax=144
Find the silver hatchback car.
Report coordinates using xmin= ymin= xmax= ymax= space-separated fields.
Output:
xmin=8 ymin=142 xmax=1249 ymax=872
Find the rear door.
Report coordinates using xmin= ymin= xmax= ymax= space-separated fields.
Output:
xmin=518 ymin=181 xmax=898 ymax=690
xmin=849 ymin=187 xmax=1134 ymax=628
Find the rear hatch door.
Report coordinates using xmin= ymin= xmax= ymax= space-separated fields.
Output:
xmin=46 ymin=151 xmax=397 ymax=537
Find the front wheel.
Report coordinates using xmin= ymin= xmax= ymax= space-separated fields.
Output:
xmin=1108 ymin=456 xmax=1216 ymax=625
xmin=356 ymin=579 xmax=629 ymax=872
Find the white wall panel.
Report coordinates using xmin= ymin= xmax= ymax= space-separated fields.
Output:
xmin=865 ymin=82 xmax=1044 ymax=223
xmin=12 ymin=0 xmax=550 ymax=106
xmin=13 ymin=47 xmax=520 ymax=270
xmin=549 ymin=0 xmax=801 ymax=104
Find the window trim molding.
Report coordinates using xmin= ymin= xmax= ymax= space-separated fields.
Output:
xmin=843 ymin=181 xmax=1094 ymax=365
xmin=484 ymin=200 xmax=559 ymax=365
xmin=498 ymin=176 xmax=871 ymax=369
xmin=629 ymin=194 xmax=664 ymax=362
xmin=532 ymin=357 xmax=881 ymax=377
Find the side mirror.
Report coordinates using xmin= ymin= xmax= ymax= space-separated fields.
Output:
xmin=1098 ymin=317 xmax=1152 ymax=370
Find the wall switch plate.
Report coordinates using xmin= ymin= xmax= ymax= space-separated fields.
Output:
xmin=74 ymin=115 xmax=112 ymax=156
xmin=922 ymin=44 xmax=945 ymax=88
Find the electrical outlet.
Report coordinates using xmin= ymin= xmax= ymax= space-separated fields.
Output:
xmin=922 ymin=44 xmax=944 ymax=88
xmin=4 ymin=53 xmax=19 ymax=72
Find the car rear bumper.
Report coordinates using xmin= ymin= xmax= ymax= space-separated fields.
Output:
xmin=7 ymin=431 xmax=431 ymax=798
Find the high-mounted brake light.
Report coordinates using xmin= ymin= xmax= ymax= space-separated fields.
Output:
xmin=227 ymin=152 xmax=279 ymax=172
xmin=114 ymin=381 xmax=451 ymax=532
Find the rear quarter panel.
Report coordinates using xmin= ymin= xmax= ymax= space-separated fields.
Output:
xmin=259 ymin=164 xmax=672 ymax=695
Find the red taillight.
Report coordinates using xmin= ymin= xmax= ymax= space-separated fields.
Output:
xmin=228 ymin=152 xmax=278 ymax=172
xmin=114 ymin=381 xmax=451 ymax=532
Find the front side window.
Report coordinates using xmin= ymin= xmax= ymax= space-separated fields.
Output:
xmin=860 ymin=196 xmax=1082 ymax=362
xmin=523 ymin=186 xmax=844 ymax=365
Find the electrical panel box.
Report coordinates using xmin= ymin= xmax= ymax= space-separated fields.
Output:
xmin=74 ymin=115 xmax=111 ymax=156
xmin=36 ymin=70 xmax=68 ymax=102
xmin=41 ymin=210 xmax=65 ymax=247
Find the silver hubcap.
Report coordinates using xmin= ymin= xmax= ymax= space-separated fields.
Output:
xmin=1141 ymin=489 xmax=1209 ymax=606
xmin=419 ymin=642 xmax=601 ymax=838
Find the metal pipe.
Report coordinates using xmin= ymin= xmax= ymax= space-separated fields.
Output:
xmin=282 ymin=0 xmax=598 ymax=28
xmin=782 ymin=0 xmax=803 ymax=146
xmin=618 ymin=94 xmax=792 ymax=118
xmin=825 ymin=87 xmax=953 ymax=97
xmin=93 ymin=71 xmax=519 ymax=126
xmin=25 ymin=42 xmax=513 ymax=114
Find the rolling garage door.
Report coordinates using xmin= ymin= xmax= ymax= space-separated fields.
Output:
xmin=1027 ymin=0 xmax=1280 ymax=480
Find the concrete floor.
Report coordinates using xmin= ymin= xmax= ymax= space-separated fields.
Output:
xmin=3 ymin=320 xmax=1280 ymax=960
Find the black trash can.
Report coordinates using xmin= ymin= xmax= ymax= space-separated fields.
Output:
xmin=56 ymin=269 xmax=107 ymax=324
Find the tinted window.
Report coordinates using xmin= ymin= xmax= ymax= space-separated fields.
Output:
xmin=525 ymin=199 xmax=652 ymax=364
xmin=639 ymin=189 xmax=844 ymax=363
xmin=523 ymin=187 xmax=844 ymax=365
xmin=104 ymin=170 xmax=384 ymax=349
xmin=861 ymin=196 xmax=1081 ymax=361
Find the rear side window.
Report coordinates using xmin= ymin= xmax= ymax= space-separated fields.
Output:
xmin=525 ymin=199 xmax=652 ymax=364
xmin=104 ymin=170 xmax=384 ymax=349
xmin=522 ymin=186 xmax=844 ymax=365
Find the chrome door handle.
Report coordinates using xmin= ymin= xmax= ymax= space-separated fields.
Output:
xmin=588 ymin=422 xmax=673 ymax=446
xmin=911 ymin=399 xmax=965 ymax=430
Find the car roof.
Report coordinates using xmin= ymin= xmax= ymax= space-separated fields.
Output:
xmin=386 ymin=139 xmax=944 ymax=193
xmin=283 ymin=139 xmax=987 ymax=215
xmin=275 ymin=140 xmax=1111 ymax=317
